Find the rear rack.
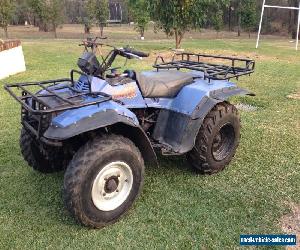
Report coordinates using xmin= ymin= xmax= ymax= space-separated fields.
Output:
xmin=4 ymin=70 xmax=112 ymax=115
xmin=153 ymin=52 xmax=255 ymax=81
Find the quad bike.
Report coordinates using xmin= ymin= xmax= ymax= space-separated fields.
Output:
xmin=5 ymin=37 xmax=255 ymax=228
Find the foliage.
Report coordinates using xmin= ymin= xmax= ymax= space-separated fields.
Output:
xmin=27 ymin=0 xmax=64 ymax=35
xmin=12 ymin=0 xmax=31 ymax=25
xmin=27 ymin=0 xmax=48 ymax=30
xmin=128 ymin=0 xmax=150 ymax=38
xmin=148 ymin=0 xmax=229 ymax=48
xmin=0 ymin=0 xmax=15 ymax=38
xmin=76 ymin=0 xmax=109 ymax=36
xmin=3 ymin=0 xmax=300 ymax=40
xmin=47 ymin=0 xmax=64 ymax=38
xmin=240 ymin=0 xmax=257 ymax=38
xmin=212 ymin=9 xmax=224 ymax=34
xmin=78 ymin=0 xmax=95 ymax=34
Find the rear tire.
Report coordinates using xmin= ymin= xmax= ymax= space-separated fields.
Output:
xmin=20 ymin=128 xmax=65 ymax=173
xmin=63 ymin=134 xmax=144 ymax=228
xmin=187 ymin=102 xmax=240 ymax=174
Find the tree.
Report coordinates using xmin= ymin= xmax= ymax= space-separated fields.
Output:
xmin=149 ymin=0 xmax=229 ymax=49
xmin=289 ymin=0 xmax=300 ymax=39
xmin=78 ymin=0 xmax=95 ymax=34
xmin=0 ymin=0 xmax=15 ymax=38
xmin=240 ymin=0 xmax=257 ymax=38
xmin=12 ymin=0 xmax=32 ymax=25
xmin=212 ymin=9 xmax=224 ymax=37
xmin=28 ymin=0 xmax=64 ymax=35
xmin=94 ymin=0 xmax=109 ymax=37
xmin=48 ymin=0 xmax=64 ymax=38
xmin=128 ymin=0 xmax=150 ymax=39
xmin=28 ymin=0 xmax=49 ymax=31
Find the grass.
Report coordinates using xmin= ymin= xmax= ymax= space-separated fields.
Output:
xmin=0 ymin=33 xmax=299 ymax=249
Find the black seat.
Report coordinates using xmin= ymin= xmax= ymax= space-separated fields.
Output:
xmin=136 ymin=71 xmax=194 ymax=98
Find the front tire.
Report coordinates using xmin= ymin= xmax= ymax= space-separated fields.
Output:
xmin=63 ymin=134 xmax=144 ymax=228
xmin=187 ymin=102 xmax=240 ymax=174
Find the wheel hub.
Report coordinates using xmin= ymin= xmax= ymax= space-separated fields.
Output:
xmin=212 ymin=123 xmax=235 ymax=161
xmin=104 ymin=177 xmax=119 ymax=193
xmin=91 ymin=161 xmax=133 ymax=211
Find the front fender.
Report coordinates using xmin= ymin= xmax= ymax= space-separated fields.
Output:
xmin=44 ymin=101 xmax=139 ymax=140
xmin=44 ymin=101 xmax=158 ymax=165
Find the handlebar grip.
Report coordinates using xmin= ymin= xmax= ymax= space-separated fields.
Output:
xmin=124 ymin=48 xmax=149 ymax=57
xmin=118 ymin=50 xmax=132 ymax=59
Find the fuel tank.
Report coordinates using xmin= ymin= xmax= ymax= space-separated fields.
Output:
xmin=75 ymin=75 xmax=147 ymax=108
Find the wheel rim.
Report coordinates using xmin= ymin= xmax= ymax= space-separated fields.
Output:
xmin=212 ymin=123 xmax=235 ymax=161
xmin=91 ymin=161 xmax=133 ymax=211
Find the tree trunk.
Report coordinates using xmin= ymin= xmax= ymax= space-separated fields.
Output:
xmin=179 ymin=32 xmax=184 ymax=46
xmin=39 ymin=22 xmax=49 ymax=32
xmin=288 ymin=2 xmax=293 ymax=34
xmin=84 ymin=24 xmax=90 ymax=34
xmin=39 ymin=22 xmax=44 ymax=31
xmin=175 ymin=29 xmax=180 ymax=49
xmin=238 ymin=14 xmax=241 ymax=36
xmin=228 ymin=5 xmax=232 ymax=31
xmin=237 ymin=0 xmax=241 ymax=37
xmin=248 ymin=31 xmax=251 ymax=38
xmin=26 ymin=13 xmax=31 ymax=25
xmin=140 ymin=27 xmax=144 ymax=38
xmin=100 ymin=25 xmax=104 ymax=37
xmin=54 ymin=26 xmax=57 ymax=38
xmin=4 ymin=26 xmax=8 ymax=39
xmin=292 ymin=0 xmax=299 ymax=39
xmin=174 ymin=29 xmax=184 ymax=49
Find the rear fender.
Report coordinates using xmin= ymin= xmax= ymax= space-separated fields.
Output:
xmin=153 ymin=86 xmax=254 ymax=154
xmin=208 ymin=86 xmax=255 ymax=102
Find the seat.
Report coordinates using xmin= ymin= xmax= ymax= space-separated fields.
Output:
xmin=136 ymin=71 xmax=194 ymax=98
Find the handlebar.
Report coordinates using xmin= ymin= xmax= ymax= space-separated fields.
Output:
xmin=78 ymin=38 xmax=150 ymax=76
xmin=79 ymin=38 xmax=149 ymax=59
xmin=118 ymin=50 xmax=143 ymax=60
xmin=123 ymin=48 xmax=149 ymax=58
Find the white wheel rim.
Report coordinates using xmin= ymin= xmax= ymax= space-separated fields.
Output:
xmin=91 ymin=161 xmax=133 ymax=211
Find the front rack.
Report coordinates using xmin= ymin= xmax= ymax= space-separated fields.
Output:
xmin=4 ymin=70 xmax=112 ymax=115
xmin=4 ymin=71 xmax=112 ymax=139
xmin=153 ymin=52 xmax=255 ymax=81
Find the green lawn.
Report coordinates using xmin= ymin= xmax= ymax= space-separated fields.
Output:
xmin=0 ymin=37 xmax=299 ymax=249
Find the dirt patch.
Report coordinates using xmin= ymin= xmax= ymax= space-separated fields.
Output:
xmin=235 ymin=103 xmax=258 ymax=112
xmin=287 ymin=92 xmax=300 ymax=100
xmin=281 ymin=202 xmax=300 ymax=249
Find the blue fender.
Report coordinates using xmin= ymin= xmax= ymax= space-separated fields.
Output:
xmin=44 ymin=100 xmax=157 ymax=165
xmin=151 ymin=79 xmax=254 ymax=154
xmin=44 ymin=100 xmax=139 ymax=139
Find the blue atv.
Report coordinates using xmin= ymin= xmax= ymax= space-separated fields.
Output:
xmin=5 ymin=37 xmax=255 ymax=228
